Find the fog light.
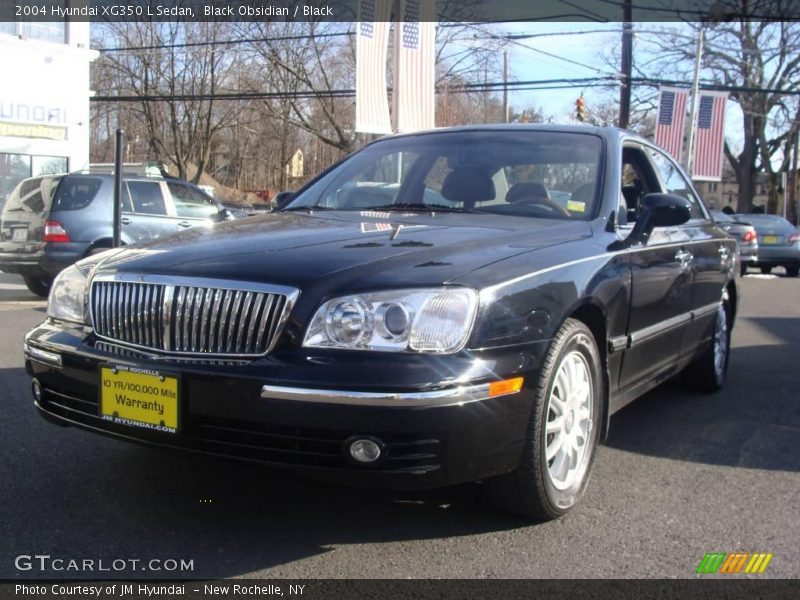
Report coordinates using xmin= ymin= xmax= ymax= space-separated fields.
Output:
xmin=348 ymin=438 xmax=382 ymax=463
xmin=32 ymin=379 xmax=43 ymax=402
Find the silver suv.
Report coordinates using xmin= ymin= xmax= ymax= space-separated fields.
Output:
xmin=0 ymin=173 xmax=231 ymax=296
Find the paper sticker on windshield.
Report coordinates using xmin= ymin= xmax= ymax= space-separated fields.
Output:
xmin=567 ymin=200 xmax=586 ymax=213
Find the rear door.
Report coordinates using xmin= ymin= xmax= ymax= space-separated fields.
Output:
xmin=123 ymin=180 xmax=174 ymax=244
xmin=646 ymin=146 xmax=731 ymax=358
xmin=165 ymin=181 xmax=223 ymax=232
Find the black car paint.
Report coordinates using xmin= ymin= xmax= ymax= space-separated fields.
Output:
xmin=24 ymin=125 xmax=738 ymax=489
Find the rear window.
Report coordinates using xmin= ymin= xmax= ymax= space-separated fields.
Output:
xmin=1 ymin=176 xmax=62 ymax=214
xmin=52 ymin=176 xmax=103 ymax=211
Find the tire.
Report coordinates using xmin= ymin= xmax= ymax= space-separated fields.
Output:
xmin=760 ymin=266 xmax=772 ymax=275
xmin=23 ymin=275 xmax=52 ymax=298
xmin=739 ymin=262 xmax=748 ymax=277
xmin=786 ymin=265 xmax=799 ymax=278
xmin=87 ymin=245 xmax=112 ymax=257
xmin=684 ymin=297 xmax=731 ymax=393
xmin=484 ymin=318 xmax=603 ymax=520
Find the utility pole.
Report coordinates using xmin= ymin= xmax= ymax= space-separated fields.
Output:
xmin=503 ymin=49 xmax=509 ymax=123
xmin=789 ymin=123 xmax=799 ymax=225
xmin=618 ymin=0 xmax=633 ymax=129
xmin=685 ymin=27 xmax=705 ymax=177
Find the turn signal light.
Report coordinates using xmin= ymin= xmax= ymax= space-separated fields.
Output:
xmin=488 ymin=377 xmax=525 ymax=397
xmin=741 ymin=230 xmax=756 ymax=243
xmin=787 ymin=232 xmax=800 ymax=244
xmin=44 ymin=220 xmax=70 ymax=243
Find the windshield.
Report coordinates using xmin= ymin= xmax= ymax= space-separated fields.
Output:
xmin=287 ymin=130 xmax=603 ymax=221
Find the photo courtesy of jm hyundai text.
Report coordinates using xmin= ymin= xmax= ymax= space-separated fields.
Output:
xmin=24 ymin=125 xmax=738 ymax=520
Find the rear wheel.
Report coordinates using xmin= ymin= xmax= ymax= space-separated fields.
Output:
xmin=684 ymin=296 xmax=731 ymax=393
xmin=760 ymin=266 xmax=772 ymax=275
xmin=23 ymin=275 xmax=52 ymax=298
xmin=484 ymin=319 xmax=602 ymax=519
xmin=739 ymin=262 xmax=748 ymax=277
xmin=786 ymin=265 xmax=799 ymax=278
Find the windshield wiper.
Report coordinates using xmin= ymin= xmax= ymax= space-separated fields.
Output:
xmin=368 ymin=203 xmax=471 ymax=213
xmin=281 ymin=205 xmax=336 ymax=212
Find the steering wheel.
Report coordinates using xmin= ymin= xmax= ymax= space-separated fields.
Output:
xmin=509 ymin=195 xmax=571 ymax=218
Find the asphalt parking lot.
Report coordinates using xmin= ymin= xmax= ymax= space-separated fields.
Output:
xmin=1 ymin=270 xmax=798 ymax=579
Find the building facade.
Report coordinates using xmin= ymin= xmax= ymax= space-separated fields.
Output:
xmin=0 ymin=18 xmax=97 ymax=204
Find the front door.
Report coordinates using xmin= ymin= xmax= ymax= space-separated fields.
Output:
xmin=617 ymin=144 xmax=694 ymax=392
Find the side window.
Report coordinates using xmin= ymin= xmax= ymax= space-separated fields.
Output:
xmin=168 ymin=183 xmax=218 ymax=219
xmin=620 ymin=146 xmax=661 ymax=225
xmin=126 ymin=181 xmax=167 ymax=216
xmin=53 ymin=177 xmax=102 ymax=211
xmin=648 ymin=149 xmax=706 ymax=220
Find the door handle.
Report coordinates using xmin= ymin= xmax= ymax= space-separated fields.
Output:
xmin=675 ymin=249 xmax=693 ymax=267
xmin=177 ymin=221 xmax=192 ymax=228
xmin=120 ymin=217 xmax=132 ymax=225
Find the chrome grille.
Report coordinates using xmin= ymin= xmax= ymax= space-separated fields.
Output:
xmin=90 ymin=276 xmax=296 ymax=357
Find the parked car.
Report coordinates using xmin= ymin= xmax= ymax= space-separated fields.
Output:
xmin=0 ymin=173 xmax=232 ymax=296
xmin=737 ymin=213 xmax=800 ymax=276
xmin=25 ymin=125 xmax=737 ymax=519
xmin=710 ymin=210 xmax=758 ymax=276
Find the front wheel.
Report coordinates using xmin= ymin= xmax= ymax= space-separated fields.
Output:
xmin=23 ymin=275 xmax=52 ymax=298
xmin=484 ymin=319 xmax=603 ymax=520
xmin=786 ymin=265 xmax=799 ymax=278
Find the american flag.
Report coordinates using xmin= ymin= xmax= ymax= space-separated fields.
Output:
xmin=654 ymin=87 xmax=689 ymax=161
xmin=392 ymin=0 xmax=436 ymax=133
xmin=692 ymin=92 xmax=728 ymax=181
xmin=355 ymin=0 xmax=392 ymax=134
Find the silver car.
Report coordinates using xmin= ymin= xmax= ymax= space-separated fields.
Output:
xmin=739 ymin=213 xmax=800 ymax=277
xmin=710 ymin=210 xmax=758 ymax=276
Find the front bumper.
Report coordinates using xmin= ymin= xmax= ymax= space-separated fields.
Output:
xmin=24 ymin=319 xmax=541 ymax=489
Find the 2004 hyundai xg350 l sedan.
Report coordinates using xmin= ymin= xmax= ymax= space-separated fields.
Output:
xmin=24 ymin=126 xmax=738 ymax=519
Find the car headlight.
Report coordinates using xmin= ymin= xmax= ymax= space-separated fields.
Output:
xmin=47 ymin=249 xmax=121 ymax=325
xmin=303 ymin=288 xmax=478 ymax=353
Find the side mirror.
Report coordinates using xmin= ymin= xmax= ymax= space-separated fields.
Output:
xmin=273 ymin=191 xmax=295 ymax=210
xmin=609 ymin=193 xmax=691 ymax=250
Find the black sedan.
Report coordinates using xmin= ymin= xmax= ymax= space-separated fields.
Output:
xmin=24 ymin=125 xmax=737 ymax=519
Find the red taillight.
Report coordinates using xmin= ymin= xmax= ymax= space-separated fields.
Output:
xmin=741 ymin=230 xmax=756 ymax=243
xmin=788 ymin=232 xmax=800 ymax=244
xmin=43 ymin=220 xmax=70 ymax=243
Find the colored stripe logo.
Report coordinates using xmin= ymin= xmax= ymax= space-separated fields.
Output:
xmin=696 ymin=552 xmax=773 ymax=574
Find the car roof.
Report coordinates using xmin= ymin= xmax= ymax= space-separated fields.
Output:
xmin=375 ymin=123 xmax=635 ymax=144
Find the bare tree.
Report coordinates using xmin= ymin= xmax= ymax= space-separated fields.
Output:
xmin=93 ymin=21 xmax=243 ymax=183
xmin=641 ymin=18 xmax=800 ymax=212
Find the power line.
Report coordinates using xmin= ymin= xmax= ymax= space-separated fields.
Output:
xmin=90 ymin=75 xmax=800 ymax=103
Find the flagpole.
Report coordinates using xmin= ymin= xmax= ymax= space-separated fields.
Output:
xmin=685 ymin=26 xmax=704 ymax=177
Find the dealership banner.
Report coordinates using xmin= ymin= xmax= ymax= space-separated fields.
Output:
xmin=654 ymin=86 xmax=689 ymax=162
xmin=355 ymin=0 xmax=392 ymax=134
xmin=691 ymin=91 xmax=729 ymax=181
xmin=392 ymin=0 xmax=436 ymax=133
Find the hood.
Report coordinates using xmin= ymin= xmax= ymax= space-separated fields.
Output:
xmin=95 ymin=211 xmax=592 ymax=291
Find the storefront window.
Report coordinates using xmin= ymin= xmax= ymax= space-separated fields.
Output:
xmin=0 ymin=153 xmax=32 ymax=203
xmin=32 ymin=156 xmax=67 ymax=176
xmin=0 ymin=153 xmax=67 ymax=203
xmin=0 ymin=2 xmax=67 ymax=44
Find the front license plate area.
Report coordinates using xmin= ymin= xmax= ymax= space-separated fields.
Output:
xmin=100 ymin=365 xmax=179 ymax=433
xmin=763 ymin=235 xmax=779 ymax=245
